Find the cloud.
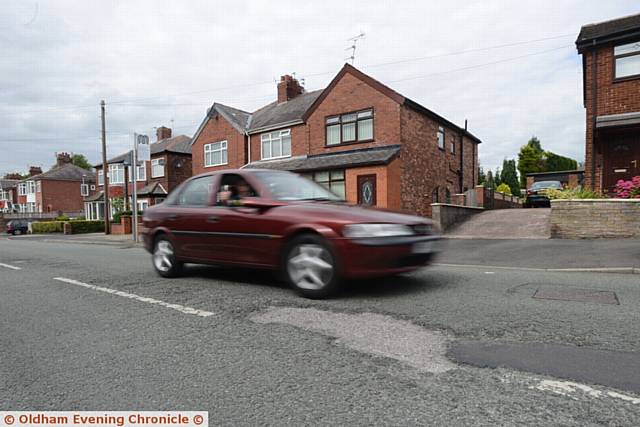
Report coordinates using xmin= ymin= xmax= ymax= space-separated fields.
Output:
xmin=0 ymin=0 xmax=637 ymax=175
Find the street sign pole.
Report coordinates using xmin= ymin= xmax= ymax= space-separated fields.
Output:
xmin=132 ymin=133 xmax=138 ymax=242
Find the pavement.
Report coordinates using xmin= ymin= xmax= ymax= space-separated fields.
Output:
xmin=1 ymin=237 xmax=639 ymax=424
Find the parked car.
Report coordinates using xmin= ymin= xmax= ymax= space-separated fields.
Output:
xmin=142 ymin=169 xmax=441 ymax=298
xmin=524 ymin=180 xmax=563 ymax=208
xmin=6 ymin=219 xmax=28 ymax=235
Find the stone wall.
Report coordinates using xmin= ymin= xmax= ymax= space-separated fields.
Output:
xmin=430 ymin=203 xmax=484 ymax=233
xmin=550 ymin=199 xmax=640 ymax=238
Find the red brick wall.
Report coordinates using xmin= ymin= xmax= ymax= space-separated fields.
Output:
xmin=305 ymin=72 xmax=401 ymax=155
xmin=40 ymin=180 xmax=86 ymax=212
xmin=582 ymin=43 xmax=640 ymax=192
xmin=399 ymin=106 xmax=477 ymax=217
xmin=192 ymin=114 xmax=246 ymax=175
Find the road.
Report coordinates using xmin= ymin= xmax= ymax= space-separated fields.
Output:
xmin=1 ymin=237 xmax=639 ymax=425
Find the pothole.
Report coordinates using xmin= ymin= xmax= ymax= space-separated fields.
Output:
xmin=251 ymin=307 xmax=455 ymax=374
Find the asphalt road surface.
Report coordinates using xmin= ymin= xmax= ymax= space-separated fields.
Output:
xmin=1 ymin=237 xmax=639 ymax=425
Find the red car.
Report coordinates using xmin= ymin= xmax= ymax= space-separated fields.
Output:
xmin=142 ymin=169 xmax=440 ymax=298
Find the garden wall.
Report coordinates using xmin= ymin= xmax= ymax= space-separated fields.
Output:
xmin=550 ymin=199 xmax=640 ymax=238
xmin=431 ymin=203 xmax=485 ymax=233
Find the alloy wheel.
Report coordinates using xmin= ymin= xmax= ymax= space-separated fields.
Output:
xmin=287 ymin=243 xmax=334 ymax=290
xmin=154 ymin=240 xmax=174 ymax=273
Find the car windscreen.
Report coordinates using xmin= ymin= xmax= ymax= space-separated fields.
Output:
xmin=531 ymin=181 xmax=562 ymax=190
xmin=252 ymin=171 xmax=343 ymax=202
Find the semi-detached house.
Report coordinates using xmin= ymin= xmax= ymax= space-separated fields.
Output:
xmin=191 ymin=64 xmax=481 ymax=217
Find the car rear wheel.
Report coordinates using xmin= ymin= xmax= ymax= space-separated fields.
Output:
xmin=14 ymin=229 xmax=21 ymax=235
xmin=152 ymin=236 xmax=183 ymax=278
xmin=284 ymin=234 xmax=340 ymax=299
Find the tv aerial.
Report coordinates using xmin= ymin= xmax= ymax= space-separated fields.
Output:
xmin=345 ymin=32 xmax=366 ymax=64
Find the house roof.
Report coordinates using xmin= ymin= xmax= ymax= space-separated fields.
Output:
xmin=192 ymin=63 xmax=481 ymax=145
xmin=84 ymin=191 xmax=104 ymax=202
xmin=137 ymin=181 xmax=168 ymax=196
xmin=27 ymin=163 xmax=96 ymax=182
xmin=247 ymin=90 xmax=323 ymax=133
xmin=0 ymin=179 xmax=19 ymax=189
xmin=243 ymin=144 xmax=401 ymax=172
xmin=96 ymin=134 xmax=192 ymax=167
xmin=576 ymin=13 xmax=640 ymax=51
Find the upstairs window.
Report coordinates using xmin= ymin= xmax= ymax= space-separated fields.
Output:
xmin=204 ymin=141 xmax=228 ymax=167
xmin=326 ymin=109 xmax=373 ymax=146
xmin=36 ymin=181 xmax=41 ymax=193
xmin=109 ymin=164 xmax=124 ymax=184
xmin=18 ymin=183 xmax=26 ymax=196
xmin=614 ymin=41 xmax=640 ymax=79
xmin=128 ymin=163 xmax=146 ymax=182
xmin=261 ymin=130 xmax=291 ymax=160
xmin=151 ymin=158 xmax=165 ymax=178
xmin=450 ymin=136 xmax=456 ymax=154
xmin=437 ymin=126 xmax=445 ymax=150
xmin=98 ymin=170 xmax=104 ymax=186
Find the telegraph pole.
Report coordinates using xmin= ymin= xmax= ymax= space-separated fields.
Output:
xmin=101 ymin=100 xmax=111 ymax=235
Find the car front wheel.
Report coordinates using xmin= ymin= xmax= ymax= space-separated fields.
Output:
xmin=152 ymin=236 xmax=183 ymax=278
xmin=284 ymin=234 xmax=340 ymax=299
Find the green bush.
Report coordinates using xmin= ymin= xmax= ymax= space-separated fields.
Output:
xmin=70 ymin=216 xmax=86 ymax=221
xmin=32 ymin=221 xmax=64 ymax=233
xmin=112 ymin=210 xmax=142 ymax=224
xmin=68 ymin=220 xmax=104 ymax=234
xmin=54 ymin=215 xmax=70 ymax=222
xmin=546 ymin=187 xmax=605 ymax=200
xmin=496 ymin=183 xmax=512 ymax=195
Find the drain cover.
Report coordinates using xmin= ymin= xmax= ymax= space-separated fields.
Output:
xmin=533 ymin=288 xmax=619 ymax=305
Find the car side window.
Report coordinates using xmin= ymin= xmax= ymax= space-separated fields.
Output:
xmin=177 ymin=176 xmax=215 ymax=207
xmin=216 ymin=174 xmax=259 ymax=207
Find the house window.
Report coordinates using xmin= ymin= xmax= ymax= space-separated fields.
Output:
xmin=36 ymin=181 xmax=41 ymax=193
xmin=129 ymin=163 xmax=146 ymax=182
xmin=437 ymin=127 xmax=445 ymax=150
xmin=326 ymin=109 xmax=373 ymax=145
xmin=109 ymin=164 xmax=125 ymax=184
xmin=204 ymin=141 xmax=228 ymax=167
xmin=137 ymin=200 xmax=149 ymax=211
xmin=614 ymin=41 xmax=640 ymax=79
xmin=307 ymin=170 xmax=345 ymax=200
xmin=450 ymin=136 xmax=456 ymax=154
xmin=98 ymin=170 xmax=104 ymax=186
xmin=151 ymin=158 xmax=165 ymax=178
xmin=26 ymin=181 xmax=36 ymax=194
xmin=18 ymin=183 xmax=26 ymax=196
xmin=261 ymin=130 xmax=291 ymax=160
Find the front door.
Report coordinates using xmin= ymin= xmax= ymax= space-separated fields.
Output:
xmin=604 ymin=134 xmax=640 ymax=192
xmin=357 ymin=174 xmax=377 ymax=206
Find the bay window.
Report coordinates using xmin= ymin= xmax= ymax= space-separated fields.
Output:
xmin=151 ymin=158 xmax=165 ymax=178
xmin=204 ymin=141 xmax=228 ymax=167
xmin=326 ymin=109 xmax=373 ymax=146
xmin=109 ymin=164 xmax=124 ymax=184
xmin=306 ymin=170 xmax=346 ymax=200
xmin=614 ymin=41 xmax=640 ymax=79
xmin=261 ymin=130 xmax=291 ymax=160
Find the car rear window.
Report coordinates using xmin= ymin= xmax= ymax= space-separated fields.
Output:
xmin=531 ymin=181 xmax=562 ymax=190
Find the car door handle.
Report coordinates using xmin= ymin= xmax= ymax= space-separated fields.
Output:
xmin=167 ymin=214 xmax=178 ymax=221
xmin=207 ymin=215 xmax=219 ymax=223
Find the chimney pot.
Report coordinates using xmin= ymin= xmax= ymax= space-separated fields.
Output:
xmin=29 ymin=166 xmax=43 ymax=177
xmin=55 ymin=152 xmax=72 ymax=167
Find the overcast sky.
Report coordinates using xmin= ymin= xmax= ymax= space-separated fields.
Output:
xmin=1 ymin=1 xmax=638 ymax=176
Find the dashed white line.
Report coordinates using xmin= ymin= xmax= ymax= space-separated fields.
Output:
xmin=52 ymin=277 xmax=214 ymax=318
xmin=0 ymin=262 xmax=21 ymax=270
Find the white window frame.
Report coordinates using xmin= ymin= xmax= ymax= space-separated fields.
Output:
xmin=98 ymin=170 xmax=104 ymax=186
xmin=261 ymin=129 xmax=291 ymax=160
xmin=128 ymin=163 xmax=146 ymax=182
xmin=614 ymin=41 xmax=640 ymax=79
xmin=109 ymin=164 xmax=125 ymax=184
xmin=204 ymin=141 xmax=228 ymax=167
xmin=26 ymin=181 xmax=36 ymax=194
xmin=437 ymin=126 xmax=445 ymax=150
xmin=151 ymin=158 xmax=165 ymax=178
xmin=18 ymin=183 xmax=26 ymax=196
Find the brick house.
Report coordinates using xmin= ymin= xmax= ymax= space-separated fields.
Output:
xmin=87 ymin=127 xmax=192 ymax=220
xmin=191 ymin=64 xmax=481 ymax=217
xmin=15 ymin=153 xmax=95 ymax=214
xmin=576 ymin=13 xmax=640 ymax=193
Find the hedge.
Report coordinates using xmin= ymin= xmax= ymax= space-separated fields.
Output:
xmin=31 ymin=221 xmax=64 ymax=233
xmin=68 ymin=220 xmax=104 ymax=234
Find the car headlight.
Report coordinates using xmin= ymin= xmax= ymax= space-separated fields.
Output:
xmin=342 ymin=223 xmax=415 ymax=239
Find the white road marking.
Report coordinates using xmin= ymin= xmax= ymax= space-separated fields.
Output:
xmin=532 ymin=379 xmax=640 ymax=405
xmin=484 ymin=271 xmax=495 ymax=274
xmin=0 ymin=262 xmax=21 ymax=270
xmin=52 ymin=277 xmax=214 ymax=318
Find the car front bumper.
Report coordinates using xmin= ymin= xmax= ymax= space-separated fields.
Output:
xmin=333 ymin=235 xmax=442 ymax=278
xmin=526 ymin=195 xmax=550 ymax=205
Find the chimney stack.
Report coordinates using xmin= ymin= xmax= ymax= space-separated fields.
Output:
xmin=156 ymin=126 xmax=172 ymax=142
xmin=55 ymin=152 xmax=72 ymax=167
xmin=29 ymin=166 xmax=42 ymax=177
xmin=277 ymin=75 xmax=304 ymax=104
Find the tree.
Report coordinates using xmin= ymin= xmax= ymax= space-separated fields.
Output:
xmin=485 ymin=170 xmax=496 ymax=190
xmin=518 ymin=137 xmax=545 ymax=188
xmin=500 ymin=159 xmax=521 ymax=197
xmin=477 ymin=166 xmax=486 ymax=185
xmin=496 ymin=182 xmax=512 ymax=195
xmin=72 ymin=154 xmax=93 ymax=170
xmin=494 ymin=167 xmax=502 ymax=187
xmin=544 ymin=151 xmax=577 ymax=172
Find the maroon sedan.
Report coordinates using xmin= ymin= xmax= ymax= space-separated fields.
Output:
xmin=142 ymin=169 xmax=440 ymax=298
